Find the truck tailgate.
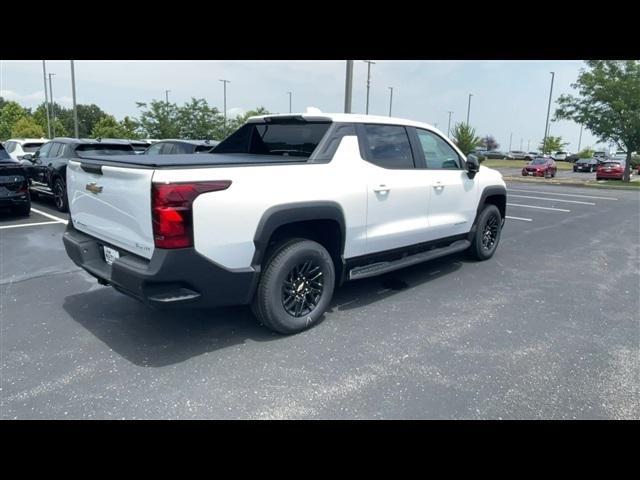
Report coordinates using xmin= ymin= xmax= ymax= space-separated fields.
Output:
xmin=67 ymin=160 xmax=155 ymax=259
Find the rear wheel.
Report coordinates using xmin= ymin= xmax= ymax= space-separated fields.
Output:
xmin=469 ymin=205 xmax=502 ymax=261
xmin=251 ymin=238 xmax=335 ymax=334
xmin=53 ymin=177 xmax=69 ymax=212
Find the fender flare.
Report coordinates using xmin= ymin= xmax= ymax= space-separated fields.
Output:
xmin=251 ymin=201 xmax=347 ymax=268
xmin=468 ymin=185 xmax=507 ymax=240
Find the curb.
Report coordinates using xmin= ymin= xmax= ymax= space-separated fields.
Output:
xmin=502 ymin=176 xmax=640 ymax=191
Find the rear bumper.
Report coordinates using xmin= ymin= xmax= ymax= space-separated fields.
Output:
xmin=596 ymin=172 xmax=623 ymax=179
xmin=0 ymin=193 xmax=29 ymax=207
xmin=62 ymin=223 xmax=259 ymax=309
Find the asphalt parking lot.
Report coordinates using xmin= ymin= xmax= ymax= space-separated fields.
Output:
xmin=1 ymin=183 xmax=639 ymax=419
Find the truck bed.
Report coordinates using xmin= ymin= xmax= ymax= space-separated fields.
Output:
xmin=77 ymin=153 xmax=309 ymax=169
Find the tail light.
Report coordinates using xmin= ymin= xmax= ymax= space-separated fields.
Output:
xmin=152 ymin=181 xmax=231 ymax=249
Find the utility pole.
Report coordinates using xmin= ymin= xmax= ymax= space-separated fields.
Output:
xmin=70 ymin=60 xmax=79 ymax=138
xmin=363 ymin=60 xmax=376 ymax=114
xmin=48 ymin=73 xmax=56 ymax=137
xmin=388 ymin=87 xmax=393 ymax=116
xmin=344 ymin=60 xmax=353 ymax=114
xmin=577 ymin=124 xmax=583 ymax=152
xmin=543 ymin=71 xmax=555 ymax=154
xmin=447 ymin=111 xmax=453 ymax=138
xmin=466 ymin=93 xmax=473 ymax=125
xmin=509 ymin=132 xmax=513 ymax=152
xmin=287 ymin=91 xmax=292 ymax=113
xmin=219 ymin=79 xmax=230 ymax=135
xmin=42 ymin=61 xmax=51 ymax=138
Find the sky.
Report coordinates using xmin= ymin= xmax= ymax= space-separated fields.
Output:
xmin=0 ymin=60 xmax=608 ymax=152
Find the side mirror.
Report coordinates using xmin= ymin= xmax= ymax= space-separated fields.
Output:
xmin=466 ymin=154 xmax=480 ymax=178
xmin=21 ymin=153 xmax=34 ymax=162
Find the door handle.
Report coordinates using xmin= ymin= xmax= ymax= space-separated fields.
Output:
xmin=433 ymin=182 xmax=445 ymax=190
xmin=373 ymin=185 xmax=390 ymax=194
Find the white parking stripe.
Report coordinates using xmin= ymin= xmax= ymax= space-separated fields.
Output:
xmin=505 ymin=216 xmax=533 ymax=222
xmin=507 ymin=188 xmax=618 ymax=201
xmin=508 ymin=194 xmax=596 ymax=205
xmin=30 ymin=208 xmax=68 ymax=224
xmin=507 ymin=203 xmax=571 ymax=212
xmin=0 ymin=221 xmax=61 ymax=230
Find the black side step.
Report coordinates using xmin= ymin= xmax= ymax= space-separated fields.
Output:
xmin=348 ymin=239 xmax=471 ymax=281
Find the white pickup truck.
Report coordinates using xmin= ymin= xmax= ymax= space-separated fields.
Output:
xmin=63 ymin=112 xmax=507 ymax=334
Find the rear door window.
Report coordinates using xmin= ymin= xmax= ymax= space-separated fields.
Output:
xmin=361 ymin=124 xmax=415 ymax=169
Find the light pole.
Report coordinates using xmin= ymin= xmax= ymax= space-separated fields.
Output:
xmin=219 ymin=79 xmax=230 ymax=135
xmin=42 ymin=61 xmax=51 ymax=138
xmin=165 ymin=89 xmax=170 ymax=106
xmin=447 ymin=111 xmax=453 ymax=138
xmin=527 ymin=140 xmax=530 ymax=151
xmin=344 ymin=60 xmax=353 ymax=114
xmin=577 ymin=124 xmax=583 ymax=152
xmin=542 ymin=71 xmax=555 ymax=155
xmin=287 ymin=91 xmax=292 ymax=113
xmin=388 ymin=87 xmax=393 ymax=116
xmin=466 ymin=93 xmax=473 ymax=125
xmin=363 ymin=60 xmax=375 ymax=114
xmin=70 ymin=60 xmax=79 ymax=138
xmin=48 ymin=73 xmax=56 ymax=136
xmin=509 ymin=132 xmax=513 ymax=152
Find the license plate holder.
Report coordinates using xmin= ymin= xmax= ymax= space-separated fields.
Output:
xmin=103 ymin=246 xmax=120 ymax=265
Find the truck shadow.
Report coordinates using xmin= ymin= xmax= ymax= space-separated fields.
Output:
xmin=63 ymin=253 xmax=467 ymax=368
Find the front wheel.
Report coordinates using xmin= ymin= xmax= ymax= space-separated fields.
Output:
xmin=469 ymin=205 xmax=502 ymax=261
xmin=251 ymin=238 xmax=336 ymax=334
xmin=53 ymin=177 xmax=69 ymax=212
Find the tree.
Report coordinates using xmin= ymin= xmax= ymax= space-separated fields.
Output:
xmin=226 ymin=107 xmax=270 ymax=134
xmin=480 ymin=135 xmax=499 ymax=151
xmin=0 ymin=100 xmax=30 ymax=140
xmin=577 ymin=147 xmax=595 ymax=158
xmin=176 ymin=98 xmax=224 ymax=140
xmin=538 ymin=135 xmax=568 ymax=154
xmin=136 ymin=99 xmax=180 ymax=138
xmin=91 ymin=116 xmax=129 ymax=138
xmin=555 ymin=60 xmax=640 ymax=182
xmin=450 ymin=122 xmax=482 ymax=155
xmin=11 ymin=117 xmax=45 ymax=138
xmin=120 ymin=116 xmax=141 ymax=139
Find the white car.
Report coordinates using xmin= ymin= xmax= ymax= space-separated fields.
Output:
xmin=63 ymin=111 xmax=507 ymax=334
xmin=553 ymin=151 xmax=570 ymax=161
xmin=3 ymin=138 xmax=49 ymax=161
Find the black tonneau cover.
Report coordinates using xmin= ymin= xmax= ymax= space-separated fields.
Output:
xmin=77 ymin=153 xmax=308 ymax=169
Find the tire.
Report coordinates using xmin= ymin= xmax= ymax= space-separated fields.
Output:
xmin=53 ymin=177 xmax=69 ymax=212
xmin=13 ymin=198 xmax=31 ymax=217
xmin=251 ymin=238 xmax=336 ymax=335
xmin=469 ymin=204 xmax=502 ymax=261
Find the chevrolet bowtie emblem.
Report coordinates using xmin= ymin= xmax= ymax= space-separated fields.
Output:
xmin=85 ymin=183 xmax=103 ymax=194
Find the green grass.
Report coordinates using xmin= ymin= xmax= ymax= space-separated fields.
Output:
xmin=482 ymin=159 xmax=573 ymax=171
xmin=586 ymin=179 xmax=640 ymax=189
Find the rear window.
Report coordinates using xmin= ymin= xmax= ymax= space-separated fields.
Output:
xmin=531 ymin=158 xmax=547 ymax=164
xmin=23 ymin=143 xmax=44 ymax=152
xmin=75 ymin=144 xmax=135 ymax=156
xmin=195 ymin=145 xmax=215 ymax=153
xmin=603 ymin=162 xmax=622 ymax=167
xmin=213 ymin=121 xmax=331 ymax=157
xmin=0 ymin=145 xmax=11 ymax=160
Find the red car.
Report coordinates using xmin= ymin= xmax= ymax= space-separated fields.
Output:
xmin=596 ymin=161 xmax=626 ymax=180
xmin=521 ymin=157 xmax=557 ymax=178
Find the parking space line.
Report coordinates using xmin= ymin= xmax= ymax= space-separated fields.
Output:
xmin=508 ymin=194 xmax=596 ymax=205
xmin=507 ymin=188 xmax=618 ymax=201
xmin=507 ymin=203 xmax=571 ymax=212
xmin=0 ymin=221 xmax=62 ymax=230
xmin=505 ymin=216 xmax=533 ymax=222
xmin=30 ymin=208 xmax=68 ymax=224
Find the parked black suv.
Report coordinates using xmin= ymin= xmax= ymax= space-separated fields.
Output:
xmin=143 ymin=139 xmax=219 ymax=154
xmin=0 ymin=144 xmax=31 ymax=216
xmin=21 ymin=138 xmax=135 ymax=212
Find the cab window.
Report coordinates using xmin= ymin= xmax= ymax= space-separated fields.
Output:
xmin=415 ymin=129 xmax=462 ymax=169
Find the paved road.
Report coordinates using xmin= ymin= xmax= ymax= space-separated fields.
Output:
xmin=1 ymin=183 xmax=638 ymax=419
